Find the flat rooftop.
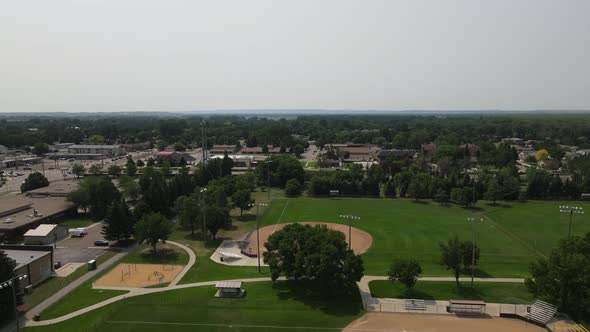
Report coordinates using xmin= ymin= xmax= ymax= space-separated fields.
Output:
xmin=0 ymin=195 xmax=75 ymax=231
xmin=4 ymin=249 xmax=52 ymax=269
xmin=26 ymin=180 xmax=79 ymax=197
xmin=24 ymin=224 xmax=57 ymax=237
xmin=0 ymin=196 xmax=34 ymax=217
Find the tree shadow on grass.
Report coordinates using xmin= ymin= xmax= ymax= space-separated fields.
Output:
xmin=236 ymin=214 xmax=256 ymax=222
xmin=271 ymin=281 xmax=363 ymax=317
xmin=399 ymin=288 xmax=436 ymax=300
xmin=139 ymin=247 xmax=182 ymax=264
xmin=485 ymin=202 xmax=512 ymax=208
xmin=410 ymin=200 xmax=430 ymax=205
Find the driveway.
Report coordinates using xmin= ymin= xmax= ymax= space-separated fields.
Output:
xmin=53 ymin=222 xmax=107 ymax=265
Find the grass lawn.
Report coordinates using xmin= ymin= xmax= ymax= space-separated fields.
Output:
xmin=369 ymin=280 xmax=534 ymax=304
xmin=121 ymin=243 xmax=189 ymax=265
xmin=21 ymin=250 xmax=117 ymax=312
xmin=26 ymin=281 xmax=363 ymax=332
xmin=58 ymin=217 xmax=95 ymax=229
xmin=257 ymin=198 xmax=590 ymax=277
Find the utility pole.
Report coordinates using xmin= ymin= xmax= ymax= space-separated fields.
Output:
xmin=559 ymin=205 xmax=584 ymax=238
xmin=467 ymin=217 xmax=483 ymax=285
xmin=267 ymin=160 xmax=272 ymax=201
xmin=200 ymin=188 xmax=208 ymax=242
xmin=201 ymin=120 xmax=207 ymax=164
xmin=0 ymin=274 xmax=28 ymax=332
xmin=250 ymin=202 xmax=269 ymax=272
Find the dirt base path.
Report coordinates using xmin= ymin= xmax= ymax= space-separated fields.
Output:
xmin=343 ymin=312 xmax=545 ymax=332
xmin=243 ymin=222 xmax=372 ymax=256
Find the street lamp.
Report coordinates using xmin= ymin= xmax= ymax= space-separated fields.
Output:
xmin=467 ymin=217 xmax=484 ymax=285
xmin=200 ymin=188 xmax=208 ymax=242
xmin=0 ymin=274 xmax=28 ymax=332
xmin=559 ymin=205 xmax=584 ymax=238
xmin=249 ymin=201 xmax=269 ymax=272
xmin=266 ymin=160 xmax=272 ymax=201
xmin=338 ymin=214 xmax=360 ymax=249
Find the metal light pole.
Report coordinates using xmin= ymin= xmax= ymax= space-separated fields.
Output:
xmin=338 ymin=214 xmax=360 ymax=249
xmin=249 ymin=202 xmax=269 ymax=272
xmin=467 ymin=217 xmax=483 ymax=285
xmin=0 ymin=274 xmax=28 ymax=332
xmin=267 ymin=160 xmax=272 ymax=201
xmin=559 ymin=205 xmax=584 ymax=238
xmin=200 ymin=188 xmax=208 ymax=242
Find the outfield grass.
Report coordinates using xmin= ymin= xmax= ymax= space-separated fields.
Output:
xmin=369 ymin=280 xmax=534 ymax=304
xmin=258 ymin=198 xmax=590 ymax=277
xmin=26 ymin=281 xmax=363 ymax=332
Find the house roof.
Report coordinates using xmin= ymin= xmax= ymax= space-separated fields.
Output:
xmin=69 ymin=145 xmax=121 ymax=149
xmin=215 ymin=281 xmax=242 ymax=289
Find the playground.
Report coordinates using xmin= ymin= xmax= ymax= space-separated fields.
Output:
xmin=94 ymin=263 xmax=184 ymax=288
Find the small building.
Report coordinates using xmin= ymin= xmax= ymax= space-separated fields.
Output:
xmin=420 ymin=143 xmax=437 ymax=160
xmin=1 ymin=246 xmax=54 ymax=291
xmin=0 ymin=145 xmax=8 ymax=154
xmin=240 ymin=146 xmax=281 ymax=155
xmin=67 ymin=145 xmax=126 ymax=158
xmin=448 ymin=300 xmax=486 ymax=315
xmin=460 ymin=143 xmax=479 ymax=162
xmin=210 ymin=145 xmax=239 ymax=155
xmin=215 ymin=281 xmax=244 ymax=298
xmin=24 ymin=224 xmax=67 ymax=245
xmin=502 ymin=137 xmax=524 ymax=145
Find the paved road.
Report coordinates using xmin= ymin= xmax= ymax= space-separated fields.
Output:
xmin=54 ymin=222 xmax=107 ymax=265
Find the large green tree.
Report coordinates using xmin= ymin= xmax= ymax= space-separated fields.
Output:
xmin=525 ymin=233 xmax=590 ymax=320
xmin=134 ymin=212 xmax=172 ymax=252
xmin=439 ymin=237 xmax=479 ymax=286
xmin=263 ymin=223 xmax=364 ymax=293
xmin=174 ymin=194 xmax=202 ymax=236
xmin=68 ymin=176 xmax=120 ymax=220
xmin=388 ymin=258 xmax=422 ymax=289
xmin=102 ymin=198 xmax=136 ymax=241
xmin=231 ymin=189 xmax=253 ymax=216
xmin=20 ymin=172 xmax=49 ymax=193
xmin=125 ymin=157 xmax=137 ymax=176
xmin=32 ymin=142 xmax=49 ymax=156
xmin=71 ymin=163 xmax=85 ymax=178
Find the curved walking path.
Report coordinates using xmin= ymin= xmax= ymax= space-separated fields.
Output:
xmin=26 ymin=273 xmax=526 ymax=327
xmin=166 ymin=240 xmax=196 ymax=287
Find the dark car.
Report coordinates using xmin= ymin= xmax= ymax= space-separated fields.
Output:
xmin=94 ymin=240 xmax=109 ymax=246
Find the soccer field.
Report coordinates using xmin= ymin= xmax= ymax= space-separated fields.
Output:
xmin=258 ymin=198 xmax=590 ymax=277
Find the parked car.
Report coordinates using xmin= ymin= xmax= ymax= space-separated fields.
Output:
xmin=94 ymin=240 xmax=109 ymax=246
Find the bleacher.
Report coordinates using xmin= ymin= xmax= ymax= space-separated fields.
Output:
xmin=404 ymin=299 xmax=426 ymax=311
xmin=528 ymin=300 xmax=557 ymax=325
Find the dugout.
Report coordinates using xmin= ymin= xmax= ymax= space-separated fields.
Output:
xmin=448 ymin=300 xmax=486 ymax=315
xmin=215 ymin=281 xmax=245 ymax=298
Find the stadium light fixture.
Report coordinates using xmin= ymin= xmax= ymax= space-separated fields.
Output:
xmin=249 ymin=202 xmax=269 ymax=272
xmin=0 ymin=274 xmax=27 ymax=332
xmin=467 ymin=217 xmax=484 ymax=285
xmin=559 ymin=205 xmax=584 ymax=238
xmin=338 ymin=214 xmax=360 ymax=249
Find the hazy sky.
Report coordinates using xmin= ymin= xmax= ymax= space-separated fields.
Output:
xmin=1 ymin=0 xmax=589 ymax=112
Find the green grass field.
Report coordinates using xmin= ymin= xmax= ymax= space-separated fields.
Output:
xmin=369 ymin=280 xmax=534 ymax=304
xmin=58 ymin=218 xmax=95 ymax=229
xmin=26 ymin=281 xmax=363 ymax=332
xmin=258 ymin=198 xmax=590 ymax=277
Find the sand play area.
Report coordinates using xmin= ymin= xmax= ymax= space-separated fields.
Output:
xmin=94 ymin=263 xmax=184 ymax=288
xmin=343 ymin=312 xmax=545 ymax=332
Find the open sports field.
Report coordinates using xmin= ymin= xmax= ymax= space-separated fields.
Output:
xmin=258 ymin=198 xmax=590 ymax=277
xmin=24 ymin=281 xmax=363 ymax=332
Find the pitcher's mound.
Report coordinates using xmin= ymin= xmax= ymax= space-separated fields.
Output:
xmin=242 ymin=222 xmax=372 ymax=257
xmin=94 ymin=263 xmax=184 ymax=288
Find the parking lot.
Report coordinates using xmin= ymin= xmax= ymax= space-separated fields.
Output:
xmin=53 ymin=222 xmax=109 ymax=265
